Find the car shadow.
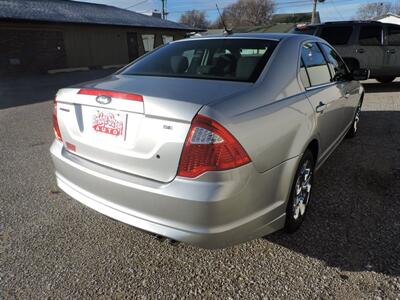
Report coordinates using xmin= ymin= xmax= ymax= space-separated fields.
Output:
xmin=266 ymin=110 xmax=400 ymax=276
xmin=0 ymin=69 xmax=117 ymax=110
xmin=362 ymin=80 xmax=400 ymax=93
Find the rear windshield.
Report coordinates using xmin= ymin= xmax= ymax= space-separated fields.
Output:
xmin=121 ymin=38 xmax=279 ymax=82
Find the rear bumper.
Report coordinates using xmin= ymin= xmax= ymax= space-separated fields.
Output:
xmin=51 ymin=140 xmax=298 ymax=248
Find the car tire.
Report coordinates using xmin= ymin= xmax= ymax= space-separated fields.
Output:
xmin=285 ymin=149 xmax=315 ymax=233
xmin=376 ymin=76 xmax=396 ymax=84
xmin=346 ymin=100 xmax=362 ymax=139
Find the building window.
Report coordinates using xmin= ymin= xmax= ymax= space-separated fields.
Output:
xmin=162 ymin=35 xmax=174 ymax=44
xmin=142 ymin=34 xmax=155 ymax=52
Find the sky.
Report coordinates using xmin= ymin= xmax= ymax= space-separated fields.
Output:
xmin=76 ymin=0 xmax=399 ymax=23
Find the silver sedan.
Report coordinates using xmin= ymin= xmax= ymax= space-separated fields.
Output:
xmin=51 ymin=33 xmax=368 ymax=248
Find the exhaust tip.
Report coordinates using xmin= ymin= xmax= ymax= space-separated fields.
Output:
xmin=151 ymin=234 xmax=179 ymax=246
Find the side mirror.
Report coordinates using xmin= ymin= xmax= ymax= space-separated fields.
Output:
xmin=352 ymin=68 xmax=370 ymax=81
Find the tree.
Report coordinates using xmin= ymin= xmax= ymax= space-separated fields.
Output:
xmin=355 ymin=1 xmax=400 ymax=20
xmin=219 ymin=0 xmax=275 ymax=28
xmin=179 ymin=10 xmax=209 ymax=29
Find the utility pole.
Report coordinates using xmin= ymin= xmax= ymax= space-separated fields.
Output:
xmin=311 ymin=0 xmax=318 ymax=24
xmin=161 ymin=0 xmax=168 ymax=20
xmin=311 ymin=0 xmax=325 ymax=24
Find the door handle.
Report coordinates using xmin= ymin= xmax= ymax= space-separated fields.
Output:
xmin=386 ymin=49 xmax=396 ymax=54
xmin=356 ymin=48 xmax=365 ymax=54
xmin=316 ymin=102 xmax=327 ymax=113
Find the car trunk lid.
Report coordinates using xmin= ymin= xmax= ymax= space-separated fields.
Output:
xmin=55 ymin=75 xmax=251 ymax=182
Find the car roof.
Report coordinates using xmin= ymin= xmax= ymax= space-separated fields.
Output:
xmin=305 ymin=20 xmax=386 ymax=27
xmin=184 ymin=32 xmax=318 ymax=42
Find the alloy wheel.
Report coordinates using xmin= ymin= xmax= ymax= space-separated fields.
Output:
xmin=292 ymin=160 xmax=313 ymax=220
xmin=353 ymin=104 xmax=361 ymax=133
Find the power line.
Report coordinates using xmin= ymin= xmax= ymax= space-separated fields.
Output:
xmin=159 ymin=0 xmax=384 ymax=18
xmin=329 ymin=0 xmax=345 ymax=20
xmin=167 ymin=1 xmax=317 ymax=15
xmin=168 ymin=0 xmax=381 ymax=12
xmin=167 ymin=0 xmax=317 ymax=13
xmin=170 ymin=0 xmax=313 ymax=10
xmin=120 ymin=0 xmax=394 ymax=22
xmin=124 ymin=0 xmax=149 ymax=10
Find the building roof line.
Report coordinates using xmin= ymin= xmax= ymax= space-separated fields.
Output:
xmin=373 ymin=12 xmax=400 ymax=20
xmin=0 ymin=0 xmax=201 ymax=32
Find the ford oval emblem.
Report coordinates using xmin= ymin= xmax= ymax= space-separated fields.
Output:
xmin=96 ymin=95 xmax=112 ymax=105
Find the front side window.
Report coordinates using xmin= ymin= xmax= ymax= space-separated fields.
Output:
xmin=319 ymin=43 xmax=349 ymax=81
xmin=301 ymin=42 xmax=331 ymax=86
xmin=387 ymin=25 xmax=400 ymax=46
xmin=358 ymin=26 xmax=382 ymax=46
xmin=142 ymin=34 xmax=155 ymax=52
xmin=121 ymin=39 xmax=278 ymax=82
xmin=320 ymin=26 xmax=353 ymax=45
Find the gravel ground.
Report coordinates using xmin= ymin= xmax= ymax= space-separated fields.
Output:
xmin=1 ymin=73 xmax=399 ymax=299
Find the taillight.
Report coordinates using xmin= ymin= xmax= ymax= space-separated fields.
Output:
xmin=177 ymin=114 xmax=251 ymax=178
xmin=53 ymin=100 xmax=62 ymax=141
xmin=78 ymin=88 xmax=143 ymax=102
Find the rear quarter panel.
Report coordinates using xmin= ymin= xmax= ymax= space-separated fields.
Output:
xmin=203 ymin=37 xmax=315 ymax=173
xmin=204 ymin=92 xmax=314 ymax=173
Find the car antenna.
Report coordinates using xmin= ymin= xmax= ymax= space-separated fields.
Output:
xmin=216 ymin=3 xmax=232 ymax=35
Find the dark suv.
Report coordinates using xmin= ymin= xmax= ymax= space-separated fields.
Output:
xmin=293 ymin=21 xmax=400 ymax=83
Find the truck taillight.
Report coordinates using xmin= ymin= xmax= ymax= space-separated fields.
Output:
xmin=177 ymin=114 xmax=251 ymax=178
xmin=53 ymin=100 xmax=62 ymax=141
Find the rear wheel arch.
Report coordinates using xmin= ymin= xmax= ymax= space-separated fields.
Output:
xmin=289 ymin=139 xmax=319 ymax=191
xmin=280 ymin=138 xmax=319 ymax=213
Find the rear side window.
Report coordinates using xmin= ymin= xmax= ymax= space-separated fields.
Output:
xmin=301 ymin=42 xmax=331 ymax=86
xmin=121 ymin=39 xmax=278 ymax=82
xmin=320 ymin=26 xmax=353 ymax=45
xmin=388 ymin=25 xmax=400 ymax=46
xmin=358 ymin=26 xmax=382 ymax=46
